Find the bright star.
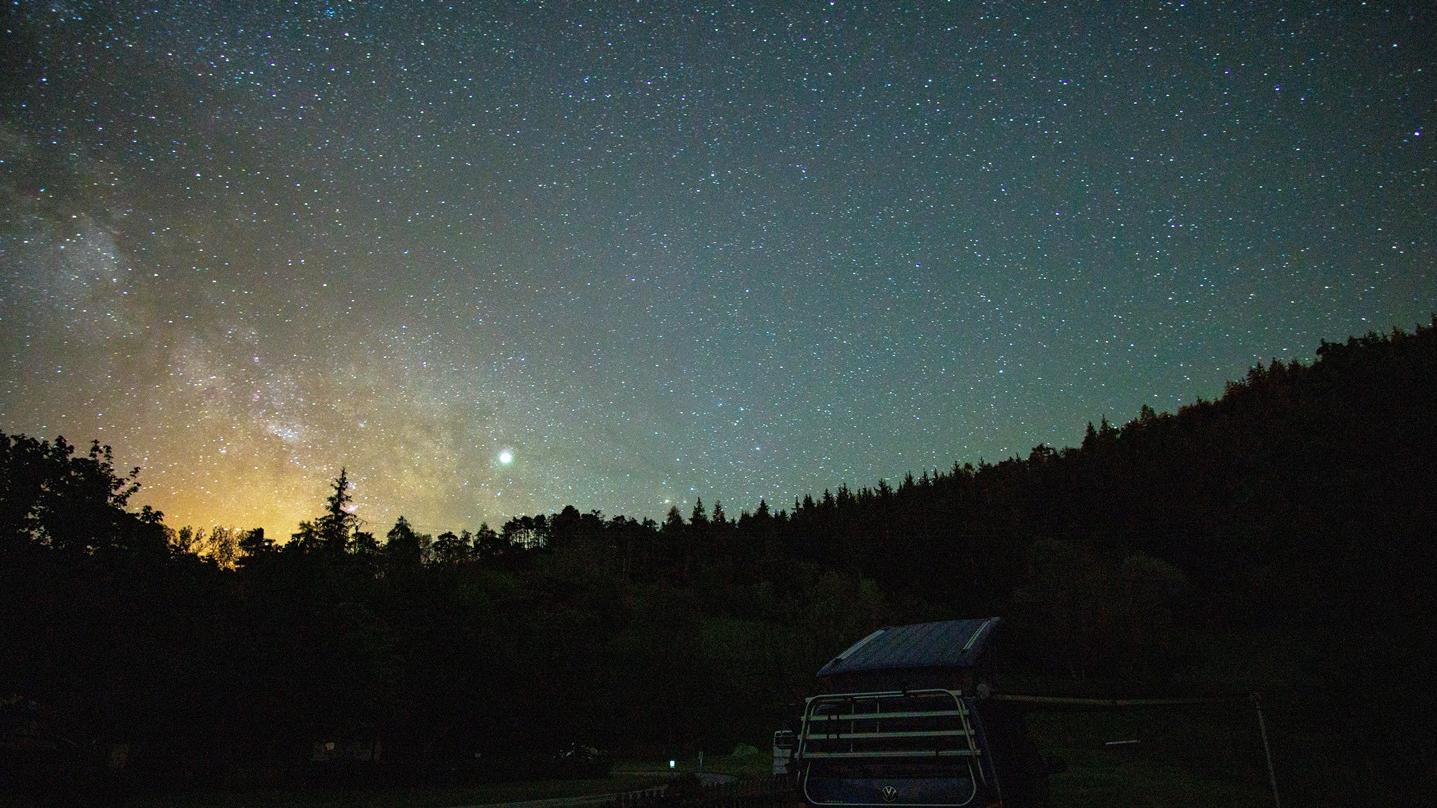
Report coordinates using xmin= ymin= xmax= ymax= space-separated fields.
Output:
xmin=497 ymin=449 xmax=514 ymax=466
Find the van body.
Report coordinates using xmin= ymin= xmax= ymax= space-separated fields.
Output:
xmin=793 ymin=618 xmax=1047 ymax=807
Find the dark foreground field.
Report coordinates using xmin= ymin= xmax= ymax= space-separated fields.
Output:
xmin=0 ymin=729 xmax=1308 ymax=808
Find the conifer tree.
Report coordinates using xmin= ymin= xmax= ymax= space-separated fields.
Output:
xmin=384 ymin=515 xmax=423 ymax=566
xmin=315 ymin=468 xmax=357 ymax=554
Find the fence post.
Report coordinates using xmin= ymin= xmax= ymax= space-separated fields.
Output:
xmin=1251 ymin=692 xmax=1281 ymax=808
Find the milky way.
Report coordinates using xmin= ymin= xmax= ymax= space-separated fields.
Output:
xmin=1 ymin=2 xmax=1432 ymax=537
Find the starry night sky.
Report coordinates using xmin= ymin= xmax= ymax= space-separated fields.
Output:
xmin=1 ymin=2 xmax=1432 ymax=537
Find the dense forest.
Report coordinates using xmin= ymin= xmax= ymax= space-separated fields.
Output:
xmin=3 ymin=321 xmax=1435 ymax=804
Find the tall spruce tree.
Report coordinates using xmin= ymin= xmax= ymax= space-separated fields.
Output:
xmin=315 ymin=468 xmax=357 ymax=554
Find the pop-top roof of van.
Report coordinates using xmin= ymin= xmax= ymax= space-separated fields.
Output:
xmin=816 ymin=617 xmax=1001 ymax=678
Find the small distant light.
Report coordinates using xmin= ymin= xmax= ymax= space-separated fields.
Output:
xmin=498 ymin=449 xmax=514 ymax=465
xmin=669 ymin=759 xmax=676 ymax=769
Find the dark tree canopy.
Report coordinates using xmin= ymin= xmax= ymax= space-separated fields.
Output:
xmin=0 ymin=433 xmax=166 ymax=557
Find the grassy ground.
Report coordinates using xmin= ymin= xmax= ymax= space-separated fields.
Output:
xmin=1028 ymin=708 xmax=1275 ymax=807
xmin=614 ymin=748 xmax=776 ymax=779
xmin=101 ymin=772 xmax=670 ymax=808
xmin=0 ymin=756 xmax=773 ymax=808
xmin=7 ymin=737 xmax=1281 ymax=808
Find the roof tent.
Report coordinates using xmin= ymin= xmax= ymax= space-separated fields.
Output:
xmin=816 ymin=617 xmax=1001 ymax=692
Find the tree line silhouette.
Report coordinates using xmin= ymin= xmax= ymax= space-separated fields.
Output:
xmin=2 ymin=320 xmax=1434 ymax=804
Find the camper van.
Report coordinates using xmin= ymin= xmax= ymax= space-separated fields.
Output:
xmin=793 ymin=618 xmax=1049 ymax=807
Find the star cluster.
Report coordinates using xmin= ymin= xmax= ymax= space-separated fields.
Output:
xmin=1 ymin=2 xmax=1432 ymax=537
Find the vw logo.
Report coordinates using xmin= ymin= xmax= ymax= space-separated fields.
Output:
xmin=881 ymin=784 xmax=898 ymax=803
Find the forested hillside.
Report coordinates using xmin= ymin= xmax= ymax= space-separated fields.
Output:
xmin=3 ymin=321 xmax=1434 ymax=804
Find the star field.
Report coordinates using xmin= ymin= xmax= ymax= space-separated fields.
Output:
xmin=1 ymin=1 xmax=1433 ymax=537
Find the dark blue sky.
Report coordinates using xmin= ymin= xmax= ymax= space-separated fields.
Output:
xmin=1 ymin=1 xmax=1432 ymax=536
